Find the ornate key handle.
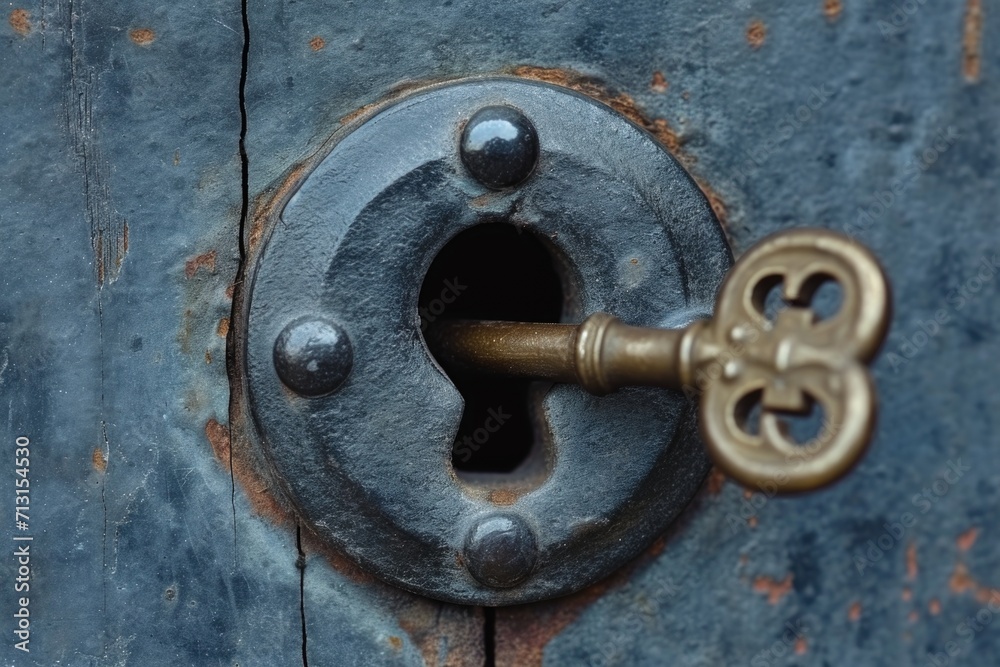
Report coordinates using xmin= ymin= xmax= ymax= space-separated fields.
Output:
xmin=682 ymin=229 xmax=890 ymax=491
xmin=428 ymin=229 xmax=892 ymax=492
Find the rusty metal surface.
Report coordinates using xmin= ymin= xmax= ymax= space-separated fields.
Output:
xmin=234 ymin=77 xmax=730 ymax=606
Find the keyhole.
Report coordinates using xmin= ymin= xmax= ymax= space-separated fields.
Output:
xmin=419 ymin=223 xmax=564 ymax=474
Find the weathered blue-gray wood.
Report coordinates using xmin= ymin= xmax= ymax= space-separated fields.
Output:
xmin=2 ymin=1 xmax=480 ymax=665
xmin=243 ymin=0 xmax=999 ymax=665
xmin=3 ymin=0 xmax=998 ymax=664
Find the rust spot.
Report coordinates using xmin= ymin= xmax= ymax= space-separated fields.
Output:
xmin=948 ymin=562 xmax=1000 ymax=603
xmin=823 ymin=0 xmax=843 ymax=22
xmin=752 ymin=574 xmax=793 ymax=605
xmin=848 ymin=601 xmax=862 ymax=621
xmin=629 ymin=257 xmax=639 ymax=266
xmin=650 ymin=71 xmax=668 ymax=94
xmin=337 ymin=81 xmax=430 ymax=127
xmin=508 ymin=67 xmax=729 ymax=230
xmin=216 ymin=317 xmax=230 ymax=339
xmin=397 ymin=603 xmax=484 ymax=667
xmin=957 ymin=527 xmax=980 ymax=552
xmin=929 ymin=598 xmax=941 ymax=615
xmin=902 ymin=587 xmax=912 ymax=602
xmin=8 ymin=9 xmax=30 ymax=36
xmin=495 ymin=535 xmax=673 ymax=667
xmin=92 ymin=447 xmax=107 ymax=472
xmin=225 ymin=283 xmax=236 ymax=299
xmin=122 ymin=221 xmax=130 ymax=254
xmin=309 ymin=36 xmax=325 ymax=51
xmin=204 ymin=416 xmax=296 ymax=530
xmin=747 ymin=516 xmax=758 ymax=528
xmin=950 ymin=562 xmax=975 ymax=594
xmin=963 ymin=0 xmax=983 ymax=82
xmin=129 ymin=27 xmax=156 ymax=46
xmin=794 ymin=637 xmax=808 ymax=655
xmin=205 ymin=419 xmax=231 ymax=463
xmin=488 ymin=488 xmax=520 ymax=506
xmin=908 ymin=610 xmax=919 ymax=623
xmin=906 ymin=542 xmax=918 ymax=580
xmin=387 ymin=636 xmax=403 ymax=651
xmin=705 ymin=468 xmax=726 ymax=494
xmin=739 ymin=553 xmax=750 ymax=566
xmin=743 ymin=489 xmax=753 ymax=499
xmin=746 ymin=20 xmax=767 ymax=49
xmin=185 ymin=250 xmax=217 ymax=279
xmin=248 ymin=164 xmax=307 ymax=254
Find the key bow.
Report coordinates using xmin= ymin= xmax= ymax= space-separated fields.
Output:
xmin=687 ymin=229 xmax=891 ymax=491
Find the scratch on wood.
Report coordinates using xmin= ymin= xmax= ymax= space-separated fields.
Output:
xmin=63 ymin=1 xmax=128 ymax=285
xmin=963 ymin=0 xmax=983 ymax=82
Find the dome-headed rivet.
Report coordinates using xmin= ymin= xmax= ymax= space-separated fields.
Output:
xmin=460 ymin=106 xmax=539 ymax=190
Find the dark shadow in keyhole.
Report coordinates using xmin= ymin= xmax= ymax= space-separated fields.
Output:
xmin=419 ymin=223 xmax=564 ymax=473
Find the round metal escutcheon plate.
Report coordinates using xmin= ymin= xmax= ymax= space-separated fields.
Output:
xmin=235 ymin=77 xmax=732 ymax=605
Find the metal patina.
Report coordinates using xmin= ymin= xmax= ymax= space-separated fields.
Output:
xmin=234 ymin=77 xmax=732 ymax=605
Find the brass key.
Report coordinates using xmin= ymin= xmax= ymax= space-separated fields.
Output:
xmin=427 ymin=229 xmax=891 ymax=492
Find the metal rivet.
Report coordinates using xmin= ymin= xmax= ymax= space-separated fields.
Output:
xmin=273 ymin=317 xmax=353 ymax=397
xmin=463 ymin=513 xmax=537 ymax=589
xmin=460 ymin=106 xmax=538 ymax=190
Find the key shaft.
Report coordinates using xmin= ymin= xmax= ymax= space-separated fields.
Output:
xmin=427 ymin=313 xmax=688 ymax=396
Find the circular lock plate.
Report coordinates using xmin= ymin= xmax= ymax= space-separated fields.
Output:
xmin=235 ymin=77 xmax=731 ymax=605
